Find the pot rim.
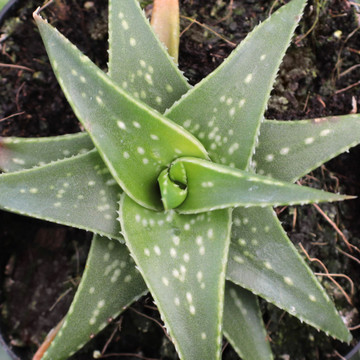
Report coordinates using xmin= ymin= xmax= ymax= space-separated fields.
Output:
xmin=0 ymin=332 xmax=20 ymax=360
xmin=0 ymin=0 xmax=23 ymax=27
xmin=346 ymin=341 xmax=360 ymax=360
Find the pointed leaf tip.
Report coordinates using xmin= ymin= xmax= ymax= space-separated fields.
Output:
xmin=227 ymin=206 xmax=352 ymax=343
xmin=166 ymin=0 xmax=308 ymax=170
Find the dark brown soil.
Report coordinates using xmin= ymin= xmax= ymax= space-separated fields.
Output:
xmin=0 ymin=0 xmax=359 ymax=359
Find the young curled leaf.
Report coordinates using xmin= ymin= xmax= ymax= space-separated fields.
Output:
xmin=158 ymin=157 xmax=353 ymax=213
xmin=158 ymin=164 xmax=187 ymax=210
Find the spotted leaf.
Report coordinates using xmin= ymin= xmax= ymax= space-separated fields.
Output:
xmin=255 ymin=115 xmax=360 ymax=182
xmin=0 ymin=150 xmax=122 ymax=240
xmin=120 ymin=194 xmax=232 ymax=360
xmin=227 ymin=206 xmax=352 ymax=342
xmin=34 ymin=12 xmax=208 ymax=211
xmin=0 ymin=132 xmax=92 ymax=172
xmin=166 ymin=0 xmax=307 ymax=170
xmin=41 ymin=235 xmax=147 ymax=360
xmin=163 ymin=157 xmax=351 ymax=214
xmin=108 ymin=0 xmax=187 ymax=111
xmin=223 ymin=282 xmax=273 ymax=360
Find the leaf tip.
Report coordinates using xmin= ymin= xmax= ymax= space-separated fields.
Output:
xmin=32 ymin=7 xmax=41 ymax=20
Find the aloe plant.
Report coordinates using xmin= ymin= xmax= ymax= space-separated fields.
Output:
xmin=0 ymin=0 xmax=359 ymax=359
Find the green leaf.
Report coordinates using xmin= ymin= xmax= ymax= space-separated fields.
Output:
xmin=108 ymin=0 xmax=188 ymax=112
xmin=223 ymin=282 xmax=273 ymax=360
xmin=163 ymin=157 xmax=351 ymax=214
xmin=119 ymin=194 xmax=232 ymax=360
xmin=255 ymin=115 xmax=360 ymax=182
xmin=34 ymin=13 xmax=208 ymax=211
xmin=158 ymin=163 xmax=188 ymax=210
xmin=0 ymin=150 xmax=122 ymax=240
xmin=227 ymin=206 xmax=352 ymax=342
xmin=42 ymin=235 xmax=147 ymax=360
xmin=166 ymin=0 xmax=307 ymax=170
xmin=0 ymin=132 xmax=92 ymax=172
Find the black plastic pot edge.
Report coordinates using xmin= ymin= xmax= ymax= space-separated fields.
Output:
xmin=346 ymin=341 xmax=360 ymax=360
xmin=0 ymin=0 xmax=22 ymax=26
xmin=0 ymin=332 xmax=19 ymax=360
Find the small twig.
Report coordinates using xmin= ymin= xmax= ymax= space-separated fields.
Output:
xmin=346 ymin=25 xmax=360 ymax=43
xmin=275 ymin=206 xmax=288 ymax=215
xmin=303 ymin=174 xmax=320 ymax=183
xmin=299 ymin=243 xmax=353 ymax=306
xmin=302 ymin=92 xmax=310 ymax=112
xmin=49 ymin=287 xmax=72 ymax=311
xmin=316 ymin=95 xmax=326 ymax=108
xmin=213 ymin=0 xmax=234 ymax=24
xmin=339 ymin=63 xmax=360 ymax=78
xmin=295 ymin=1 xmax=320 ymax=45
xmin=333 ymin=25 xmax=360 ymax=80
xmin=143 ymin=304 xmax=158 ymax=311
xmin=180 ymin=15 xmax=236 ymax=47
xmin=34 ymin=0 xmax=55 ymax=15
xmin=333 ymin=350 xmax=347 ymax=360
xmin=0 ymin=111 xmax=25 ymax=123
xmin=269 ymin=0 xmax=280 ymax=16
xmin=0 ymin=62 xmax=35 ymax=72
xmin=129 ymin=306 xmax=171 ymax=341
xmin=310 ymin=241 xmax=328 ymax=246
xmin=314 ymin=272 xmax=355 ymax=296
xmin=347 ymin=47 xmax=360 ymax=55
xmin=101 ymin=318 xmax=123 ymax=355
xmin=348 ymin=323 xmax=360 ymax=330
xmin=335 ymin=80 xmax=360 ymax=94
xmin=16 ymin=82 xmax=26 ymax=112
xmin=64 ymin=276 xmax=80 ymax=287
xmin=312 ymin=203 xmax=352 ymax=252
xmin=179 ymin=21 xmax=195 ymax=38
xmin=222 ymin=340 xmax=229 ymax=353
xmin=349 ymin=243 xmax=360 ymax=253
xmin=336 ymin=247 xmax=360 ymax=265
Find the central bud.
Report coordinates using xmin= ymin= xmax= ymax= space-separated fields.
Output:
xmin=158 ymin=161 xmax=188 ymax=210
